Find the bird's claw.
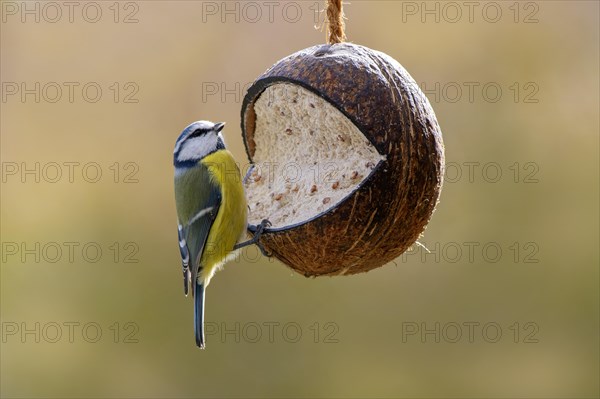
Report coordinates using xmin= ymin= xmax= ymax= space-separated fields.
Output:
xmin=233 ymin=219 xmax=273 ymax=255
xmin=254 ymin=219 xmax=272 ymax=257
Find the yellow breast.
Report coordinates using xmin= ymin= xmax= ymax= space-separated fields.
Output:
xmin=199 ymin=150 xmax=248 ymax=283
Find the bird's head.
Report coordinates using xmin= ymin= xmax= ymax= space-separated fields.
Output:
xmin=174 ymin=120 xmax=226 ymax=167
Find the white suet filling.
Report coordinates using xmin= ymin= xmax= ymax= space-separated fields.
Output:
xmin=244 ymin=83 xmax=385 ymax=228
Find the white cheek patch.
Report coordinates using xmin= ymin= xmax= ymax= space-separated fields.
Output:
xmin=175 ymin=121 xmax=216 ymax=155
xmin=178 ymin=135 xmax=218 ymax=162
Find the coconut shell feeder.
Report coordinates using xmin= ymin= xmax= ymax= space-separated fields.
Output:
xmin=241 ymin=0 xmax=445 ymax=277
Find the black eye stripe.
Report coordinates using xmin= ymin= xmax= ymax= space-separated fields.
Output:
xmin=189 ymin=128 xmax=211 ymax=138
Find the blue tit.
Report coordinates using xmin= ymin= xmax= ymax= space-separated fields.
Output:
xmin=174 ymin=120 xmax=269 ymax=349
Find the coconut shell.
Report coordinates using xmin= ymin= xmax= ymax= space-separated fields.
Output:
xmin=241 ymin=43 xmax=445 ymax=277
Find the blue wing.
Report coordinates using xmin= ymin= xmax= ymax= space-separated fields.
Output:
xmin=175 ymin=165 xmax=222 ymax=296
xmin=177 ymin=225 xmax=191 ymax=295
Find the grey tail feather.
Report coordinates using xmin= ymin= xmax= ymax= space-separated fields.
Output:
xmin=194 ymin=282 xmax=206 ymax=349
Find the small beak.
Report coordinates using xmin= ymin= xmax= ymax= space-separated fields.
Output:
xmin=214 ymin=122 xmax=225 ymax=133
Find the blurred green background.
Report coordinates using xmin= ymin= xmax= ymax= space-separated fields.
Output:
xmin=1 ymin=1 xmax=598 ymax=398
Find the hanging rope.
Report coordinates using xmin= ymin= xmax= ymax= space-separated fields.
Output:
xmin=326 ymin=0 xmax=346 ymax=44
